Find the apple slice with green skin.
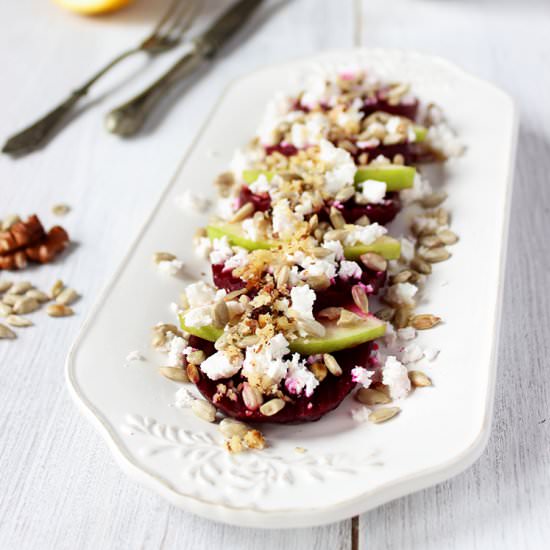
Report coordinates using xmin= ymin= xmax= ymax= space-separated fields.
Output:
xmin=206 ymin=222 xmax=401 ymax=260
xmin=244 ymin=164 xmax=415 ymax=192
xmin=354 ymin=165 xmax=416 ymax=190
xmin=179 ymin=313 xmax=386 ymax=355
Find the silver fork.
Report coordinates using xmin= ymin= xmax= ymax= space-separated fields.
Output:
xmin=2 ymin=0 xmax=200 ymax=156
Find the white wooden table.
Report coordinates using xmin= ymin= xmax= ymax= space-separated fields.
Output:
xmin=1 ymin=0 xmax=549 ymax=548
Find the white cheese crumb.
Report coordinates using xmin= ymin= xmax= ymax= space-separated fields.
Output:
xmin=400 ymin=238 xmax=415 ymax=263
xmin=323 ymin=239 xmax=344 ymax=260
xmin=285 ymin=355 xmax=319 ymax=397
xmin=401 ymin=173 xmax=433 ymax=204
xmin=157 ymin=258 xmax=184 ymax=276
xmin=387 ymin=282 xmax=418 ymax=306
xmin=242 ymin=217 xmax=260 ymax=241
xmin=400 ymin=344 xmax=424 ymax=364
xmin=427 ymin=122 xmax=465 ymax=158
xmin=242 ymin=333 xmax=291 ymax=387
xmin=382 ymin=356 xmax=411 ymax=399
xmin=319 ymin=139 xmax=357 ymax=193
xmin=344 ymin=222 xmax=387 ymax=247
xmin=351 ymin=406 xmax=372 ymax=422
xmin=290 ymin=284 xmax=316 ymax=320
xmin=338 ymin=260 xmax=363 ymax=280
xmin=175 ymin=190 xmax=211 ymax=213
xmin=173 ymin=387 xmax=197 ymax=409
xmin=200 ymin=351 xmax=242 ymax=380
xmin=355 ymin=180 xmax=387 ymax=205
xmin=209 ymin=236 xmax=234 ymax=265
xmin=183 ymin=306 xmax=213 ymax=329
xmin=351 ymin=366 xmax=374 ymax=388
xmin=272 ymin=199 xmax=299 ymax=239
xmin=167 ymin=335 xmax=188 ymax=367
xmin=194 ymin=236 xmax=212 ymax=259
xmin=224 ymin=248 xmax=249 ymax=270
xmin=397 ymin=326 xmax=416 ymax=341
xmin=248 ymin=173 xmax=271 ymax=195
xmin=184 ymin=281 xmax=217 ymax=308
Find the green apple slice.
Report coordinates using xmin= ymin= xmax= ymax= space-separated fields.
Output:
xmin=354 ymin=165 xmax=415 ymax=190
xmin=207 ymin=222 xmax=400 ymax=261
xmin=414 ymin=125 xmax=427 ymax=142
xmin=242 ymin=169 xmax=274 ymax=185
xmin=180 ymin=313 xmax=385 ymax=355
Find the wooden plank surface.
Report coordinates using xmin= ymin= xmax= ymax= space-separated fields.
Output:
xmin=358 ymin=1 xmax=550 ymax=549
xmin=0 ymin=1 xmax=354 ymax=549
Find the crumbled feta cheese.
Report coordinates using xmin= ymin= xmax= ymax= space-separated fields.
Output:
xmin=339 ymin=260 xmax=363 ymax=280
xmin=242 ymin=217 xmax=260 ymax=241
xmin=323 ymin=239 xmax=344 ymax=260
xmin=355 ymin=180 xmax=387 ymax=204
xmin=290 ymin=284 xmax=316 ymax=320
xmin=200 ymin=351 xmax=242 ymax=381
xmin=397 ymin=326 xmax=416 ymax=341
xmin=183 ymin=306 xmax=213 ymax=329
xmin=290 ymin=122 xmax=308 ymax=149
xmin=384 ymin=322 xmax=397 ymax=347
xmin=173 ymin=387 xmax=197 ymax=408
xmin=294 ymin=194 xmax=315 ymax=218
xmin=289 ymin=265 xmax=301 ymax=285
xmin=319 ymin=139 xmax=357 ymax=193
xmin=300 ymin=256 xmax=337 ymax=280
xmin=424 ymin=348 xmax=440 ymax=362
xmin=427 ymin=122 xmax=465 ymax=158
xmin=209 ymin=236 xmax=234 ymax=265
xmin=248 ymin=173 xmax=271 ymax=195
xmin=242 ymin=333 xmax=291 ymax=386
xmin=272 ymin=199 xmax=299 ymax=239
xmin=386 ymin=116 xmax=404 ymax=135
xmin=344 ymin=222 xmax=387 ymax=246
xmin=400 ymin=344 xmax=424 ymax=364
xmin=400 ymin=238 xmax=415 ymax=263
xmin=184 ymin=281 xmax=217 ymax=308
xmin=167 ymin=335 xmax=188 ymax=367
xmin=175 ymin=190 xmax=211 ymax=213
xmin=337 ymin=97 xmax=364 ymax=128
xmin=216 ymin=197 xmax=236 ymax=220
xmin=285 ymin=355 xmax=319 ymax=397
xmin=387 ymin=282 xmax=418 ymax=306
xmin=400 ymin=173 xmax=433 ymax=204
xmin=157 ymin=258 xmax=184 ymax=276
xmin=224 ymin=248 xmax=249 ymax=271
xmin=351 ymin=366 xmax=374 ymax=388
xmin=351 ymin=406 xmax=372 ymax=422
xmin=382 ymin=356 xmax=411 ymax=399
xmin=194 ymin=236 xmax=212 ymax=259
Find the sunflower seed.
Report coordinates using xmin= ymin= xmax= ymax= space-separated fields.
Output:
xmin=260 ymin=398 xmax=286 ymax=417
xmin=409 ymin=370 xmax=433 ymax=387
xmin=25 ymin=289 xmax=50 ymax=303
xmin=218 ymin=418 xmax=250 ymax=438
xmin=419 ymin=234 xmax=443 ymax=249
xmin=187 ymin=350 xmax=206 ymax=365
xmin=212 ymin=300 xmax=229 ymax=327
xmin=0 ymin=323 xmax=16 ymax=339
xmin=242 ymin=382 xmax=263 ymax=410
xmin=2 ymin=295 xmax=18 ymax=306
xmin=275 ymin=265 xmax=290 ymax=288
xmin=392 ymin=153 xmax=405 ymax=165
xmin=375 ymin=306 xmax=395 ymax=322
xmin=224 ymin=288 xmax=247 ymax=301
xmin=153 ymin=251 xmax=176 ymax=264
xmin=7 ymin=281 xmax=32 ymax=295
xmin=437 ymin=228 xmax=459 ymax=245
xmin=393 ymin=306 xmax=412 ymax=329
xmin=308 ymin=214 xmax=319 ymax=230
xmin=323 ymin=353 xmax=342 ymax=376
xmin=355 ymin=388 xmax=392 ymax=406
xmin=14 ymin=297 xmax=40 ymax=314
xmin=186 ymin=363 xmax=200 ymax=383
xmin=420 ymin=191 xmax=448 ymax=208
xmin=329 ymin=207 xmax=346 ymax=229
xmin=351 ymin=285 xmax=369 ymax=314
xmin=239 ymin=334 xmax=260 ymax=347
xmin=434 ymin=208 xmax=450 ymax=226
xmin=230 ymin=202 xmax=254 ymax=223
xmin=369 ymin=407 xmax=401 ymax=423
xmin=410 ymin=256 xmax=432 ymax=275
xmin=52 ymin=203 xmax=71 ymax=216
xmin=46 ymin=303 xmax=73 ymax=317
xmin=337 ymin=309 xmax=363 ymax=326
xmin=299 ymin=318 xmax=326 ymax=337
xmin=305 ymin=274 xmax=330 ymax=291
xmin=56 ymin=287 xmax=79 ymax=306
xmin=6 ymin=314 xmax=32 ymax=327
xmin=310 ymin=362 xmax=328 ymax=382
xmin=355 ymin=215 xmax=371 ymax=226
xmin=317 ymin=307 xmax=342 ymax=321
xmin=214 ymin=171 xmax=235 ymax=197
xmin=419 ymin=246 xmax=451 ymax=263
xmin=50 ymin=279 xmax=64 ymax=299
xmin=159 ymin=367 xmax=189 ymax=383
xmin=360 ymin=252 xmax=387 ymax=272
xmin=0 ymin=280 xmax=13 ymax=293
xmin=191 ymin=400 xmax=216 ymax=423
xmin=312 ymin=247 xmax=332 ymax=259
xmin=392 ymin=270 xmax=413 ymax=284
xmin=1 ymin=214 xmax=21 ymax=231
xmin=335 ymin=185 xmax=355 ymax=202
xmin=323 ymin=229 xmax=347 ymax=242
xmin=0 ymin=303 xmax=12 ymax=317
xmin=411 ymin=314 xmax=441 ymax=330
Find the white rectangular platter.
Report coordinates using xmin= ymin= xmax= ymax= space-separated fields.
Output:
xmin=66 ymin=49 xmax=518 ymax=528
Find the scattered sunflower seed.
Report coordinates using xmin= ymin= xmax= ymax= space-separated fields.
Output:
xmin=2 ymin=295 xmax=18 ymax=306
xmin=335 ymin=185 xmax=355 ymax=202
xmin=230 ymin=201 xmax=254 ymax=223
xmin=305 ymin=274 xmax=330 ymax=291
xmin=275 ymin=265 xmax=290 ymax=288
xmin=46 ymin=303 xmax=73 ymax=317
xmin=329 ymin=206 xmax=346 ymax=229
xmin=153 ymin=251 xmax=176 ymax=264
xmin=392 ymin=270 xmax=413 ymax=284
xmin=375 ymin=306 xmax=395 ymax=322
xmin=50 ymin=280 xmax=64 ymax=299
xmin=360 ymin=252 xmax=387 ymax=272
xmin=369 ymin=407 xmax=401 ymax=424
xmin=187 ymin=350 xmax=206 ymax=365
xmin=259 ymin=398 xmax=286 ymax=416
xmin=52 ymin=203 xmax=71 ymax=216
xmin=310 ymin=361 xmax=328 ymax=382
xmin=317 ymin=307 xmax=342 ymax=321
xmin=219 ymin=418 xmax=251 ymax=438
xmin=0 ymin=280 xmax=13 ymax=293
xmin=323 ymin=353 xmax=343 ymax=376
xmin=299 ymin=317 xmax=326 ymax=337
xmin=437 ymin=228 xmax=459 ymax=245
xmin=355 ymin=388 xmax=392 ymax=406
xmin=420 ymin=191 xmax=448 ymax=208
xmin=191 ymin=400 xmax=216 ymax=423
xmin=419 ymin=246 xmax=451 ymax=263
xmin=409 ymin=370 xmax=433 ymax=387
xmin=393 ymin=306 xmax=412 ymax=329
xmin=242 ymin=383 xmax=263 ymax=410
xmin=351 ymin=285 xmax=369 ymax=314
xmin=419 ymin=234 xmax=443 ymax=249
xmin=411 ymin=314 xmax=442 ymax=330
xmin=159 ymin=367 xmax=189 ymax=383
xmin=355 ymin=215 xmax=371 ymax=226
xmin=0 ymin=323 xmax=16 ymax=339
xmin=410 ymin=256 xmax=432 ymax=275
xmin=6 ymin=314 xmax=32 ymax=327
xmin=186 ymin=363 xmax=200 ymax=383
xmin=0 ymin=303 xmax=12 ymax=317
xmin=56 ymin=287 xmax=79 ymax=306
xmin=25 ymin=289 xmax=50 ymax=303
xmin=14 ymin=297 xmax=40 ymax=315
xmin=7 ymin=281 xmax=32 ymax=295
xmin=337 ymin=309 xmax=363 ymax=326
xmin=212 ymin=300 xmax=229 ymax=327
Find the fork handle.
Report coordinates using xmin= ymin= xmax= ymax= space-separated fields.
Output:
xmin=105 ymin=48 xmax=204 ymax=137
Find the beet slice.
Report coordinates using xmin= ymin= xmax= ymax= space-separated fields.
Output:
xmin=212 ymin=263 xmax=245 ymax=292
xmin=189 ymin=337 xmax=377 ymax=423
xmin=238 ymin=186 xmax=271 ymax=213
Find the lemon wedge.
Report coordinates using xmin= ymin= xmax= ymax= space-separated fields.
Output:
xmin=54 ymin=0 xmax=134 ymax=15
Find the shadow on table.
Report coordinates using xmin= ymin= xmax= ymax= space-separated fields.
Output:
xmin=360 ymin=124 xmax=550 ymax=549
